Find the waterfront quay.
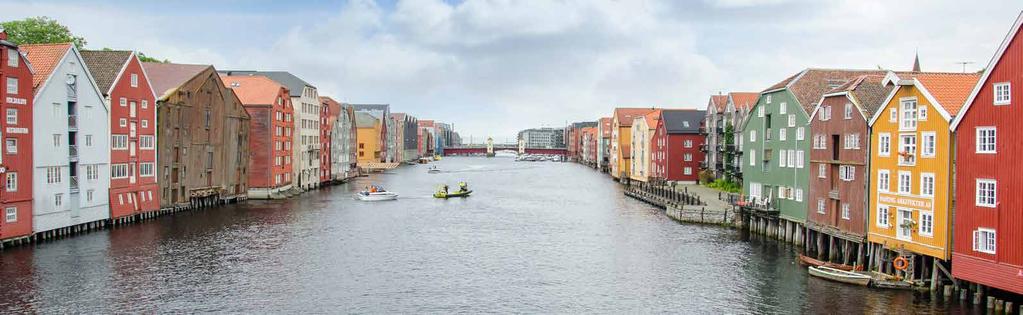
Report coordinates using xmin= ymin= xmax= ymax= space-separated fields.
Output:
xmin=0 ymin=157 xmax=981 ymax=313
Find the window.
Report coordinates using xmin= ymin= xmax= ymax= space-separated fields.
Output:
xmin=899 ymin=134 xmax=916 ymax=165
xmin=840 ymin=165 xmax=855 ymax=181
xmin=787 ymin=114 xmax=795 ymax=127
xmin=898 ymin=171 xmax=912 ymax=194
xmin=141 ymin=120 xmax=149 ymax=128
xmin=749 ymin=182 xmax=762 ymax=199
xmin=5 ymin=108 xmax=15 ymax=124
xmin=87 ymin=190 xmax=94 ymax=202
xmin=994 ymin=82 xmax=1011 ymax=105
xmin=130 ymin=73 xmax=138 ymax=87
xmin=6 ymin=77 xmax=17 ymax=94
xmin=766 ymin=95 xmax=772 ymax=104
xmin=841 ymin=204 xmax=850 ymax=220
xmin=111 ymin=164 xmax=129 ymax=179
xmin=908 ymin=131 xmax=931 ymax=158
xmin=4 ymin=207 xmax=15 ymax=223
xmin=779 ymin=149 xmax=787 ymax=167
xmin=779 ymin=128 xmax=786 ymax=141
xmin=54 ymin=193 xmax=63 ymax=207
xmin=749 ymin=130 xmax=756 ymax=142
xmin=779 ymin=102 xmax=786 ymax=114
xmin=796 ymin=127 xmax=804 ymax=141
xmin=824 ymin=105 xmax=832 ymax=121
xmin=120 ymin=97 xmax=127 ymax=107
xmin=749 ymin=149 xmax=756 ymax=166
xmin=140 ymin=135 xmax=154 ymax=149
xmin=976 ymin=127 xmax=996 ymax=153
xmin=142 ymin=100 xmax=148 ymax=109
xmin=818 ymin=164 xmax=826 ymax=178
xmin=921 ymin=173 xmax=935 ymax=197
xmin=684 ymin=167 xmax=692 ymax=175
xmin=976 ymin=179 xmax=996 ymax=207
xmin=795 ymin=188 xmax=803 ymax=202
xmin=684 ymin=153 xmax=692 ymax=161
xmin=684 ymin=140 xmax=693 ymax=148
xmin=87 ymin=165 xmax=98 ymax=180
xmin=85 ymin=135 xmax=92 ymax=146
xmin=844 ymin=103 xmax=853 ymax=119
xmin=795 ymin=150 xmax=804 ymax=168
xmin=52 ymin=134 xmax=60 ymax=147
xmin=46 ymin=167 xmax=61 ymax=184
xmin=900 ymin=98 xmax=918 ymax=130
xmin=878 ymin=133 xmax=891 ymax=156
xmin=789 ymin=150 xmax=797 ymax=168
xmin=889 ymin=108 xmax=897 ymax=122
xmin=974 ymin=228 xmax=996 ymax=254
xmin=119 ymin=118 xmax=127 ymax=127
xmin=5 ymin=172 xmax=16 ymax=192
xmin=817 ymin=199 xmax=825 ymax=214
xmin=758 ymin=106 xmax=764 ymax=117
xmin=919 ymin=211 xmax=933 ymax=236
xmin=112 ymin=135 xmax=128 ymax=149
xmin=5 ymin=138 xmax=15 ymax=154
xmin=919 ymin=106 xmax=928 ymax=121
xmin=877 ymin=205 xmax=890 ymax=227
xmin=140 ymin=162 xmax=155 ymax=177
xmin=7 ymin=48 xmax=18 ymax=67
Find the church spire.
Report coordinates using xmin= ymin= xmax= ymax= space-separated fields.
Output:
xmin=913 ymin=51 xmax=921 ymax=72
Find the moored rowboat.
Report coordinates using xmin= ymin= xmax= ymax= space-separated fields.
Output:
xmin=798 ymin=254 xmax=863 ymax=272
xmin=807 ymin=266 xmax=872 ymax=286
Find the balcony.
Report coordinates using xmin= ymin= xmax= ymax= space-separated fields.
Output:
xmin=68 ymin=114 xmax=78 ymax=131
xmin=70 ymin=175 xmax=79 ymax=193
xmin=69 ymin=144 xmax=79 ymax=162
xmin=699 ymin=144 xmax=709 ymax=152
xmin=828 ymin=190 xmax=840 ymax=200
xmin=716 ymin=126 xmax=724 ymax=134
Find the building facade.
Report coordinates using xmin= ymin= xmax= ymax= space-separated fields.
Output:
xmin=0 ymin=31 xmax=34 ymax=241
xmin=597 ymin=117 xmax=611 ymax=171
xmin=320 ymin=97 xmax=336 ymax=184
xmin=351 ymin=104 xmax=390 ymax=162
xmin=81 ymin=50 xmax=161 ymax=219
xmin=22 ymin=43 xmax=110 ymax=233
xmin=867 ymin=71 xmax=979 ymax=279
xmin=610 ymin=108 xmax=654 ymax=180
xmin=630 ymin=110 xmax=660 ymax=183
xmin=145 ymin=63 xmax=249 ymax=208
xmin=517 ymin=127 xmax=564 ymax=149
xmin=221 ymin=75 xmax=294 ymax=199
xmin=722 ymin=92 xmax=759 ymax=182
xmin=703 ymin=95 xmax=728 ymax=178
xmin=652 ymin=109 xmax=705 ymax=183
xmin=949 ymin=12 xmax=1023 ymax=295
xmin=805 ymin=75 xmax=892 ymax=264
xmin=355 ymin=112 xmax=381 ymax=164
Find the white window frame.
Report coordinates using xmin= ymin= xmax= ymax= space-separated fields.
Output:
xmin=5 ymin=77 xmax=17 ymax=94
xmin=111 ymin=164 xmax=129 ymax=179
xmin=994 ymin=82 xmax=1011 ymax=105
xmin=898 ymin=171 xmax=912 ymax=194
xmin=112 ymin=135 xmax=128 ymax=150
xmin=130 ymin=73 xmax=139 ymax=88
xmin=5 ymin=172 xmax=16 ymax=192
xmin=795 ymin=188 xmax=803 ymax=202
xmin=139 ymin=135 xmax=155 ymax=149
xmin=889 ymin=108 xmax=897 ymax=122
xmin=750 ymin=130 xmax=756 ymax=142
xmin=918 ymin=211 xmax=934 ymax=237
xmin=818 ymin=164 xmax=827 ymax=178
xmin=779 ymin=102 xmax=787 ymax=115
xmin=877 ymin=205 xmax=890 ymax=228
xmin=919 ymin=106 xmax=928 ymax=121
xmin=900 ymin=97 xmax=918 ymax=131
xmin=796 ymin=127 xmax=804 ymax=141
xmin=974 ymin=228 xmax=997 ymax=254
xmin=749 ymin=149 xmax=756 ymax=166
xmin=920 ymin=173 xmax=935 ymax=197
xmin=841 ymin=203 xmax=850 ymax=220
xmin=779 ymin=128 xmax=786 ymax=141
xmin=5 ymin=108 xmax=15 ymax=125
xmin=976 ymin=127 xmax=996 ymax=154
xmin=844 ymin=103 xmax=853 ymax=119
xmin=976 ymin=179 xmax=997 ymax=208
xmin=779 ymin=149 xmax=787 ymax=168
xmin=6 ymin=48 xmax=18 ymax=67
xmin=4 ymin=207 xmax=15 ymax=223
xmin=921 ymin=132 xmax=936 ymax=158
xmin=899 ymin=134 xmax=916 ymax=166
xmin=787 ymin=114 xmax=795 ymax=127
xmin=795 ymin=150 xmax=804 ymax=168
xmin=817 ymin=199 xmax=825 ymax=214
xmin=878 ymin=133 xmax=891 ymax=156
xmin=140 ymin=162 xmax=155 ymax=177
xmin=5 ymin=138 xmax=16 ymax=154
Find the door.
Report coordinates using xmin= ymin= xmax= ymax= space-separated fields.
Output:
xmin=130 ymin=122 xmax=137 ymax=138
xmin=130 ymin=141 xmax=136 ymax=157
xmin=897 ymin=209 xmax=913 ymax=240
xmin=129 ymin=163 xmax=136 ymax=184
xmin=130 ymin=101 xmax=137 ymax=118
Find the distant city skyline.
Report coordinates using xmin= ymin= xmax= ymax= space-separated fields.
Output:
xmin=2 ymin=0 xmax=1019 ymax=140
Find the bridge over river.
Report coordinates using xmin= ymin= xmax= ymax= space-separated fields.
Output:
xmin=443 ymin=144 xmax=567 ymax=156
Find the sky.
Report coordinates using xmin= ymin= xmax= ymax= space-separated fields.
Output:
xmin=2 ymin=0 xmax=1021 ymax=143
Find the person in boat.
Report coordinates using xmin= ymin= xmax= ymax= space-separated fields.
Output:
xmin=458 ymin=182 xmax=468 ymax=193
xmin=443 ymin=185 xmax=449 ymax=194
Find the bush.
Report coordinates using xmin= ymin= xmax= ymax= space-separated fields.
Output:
xmin=698 ymin=170 xmax=714 ymax=184
xmin=705 ymin=178 xmax=741 ymax=193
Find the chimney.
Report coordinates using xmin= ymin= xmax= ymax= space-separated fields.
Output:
xmin=0 ymin=26 xmax=7 ymax=41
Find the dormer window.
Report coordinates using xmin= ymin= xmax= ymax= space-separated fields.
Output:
xmin=7 ymin=48 xmax=17 ymax=67
xmin=994 ymin=82 xmax=1011 ymax=105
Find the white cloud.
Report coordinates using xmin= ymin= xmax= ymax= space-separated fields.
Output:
xmin=1 ymin=0 xmax=1021 ymax=140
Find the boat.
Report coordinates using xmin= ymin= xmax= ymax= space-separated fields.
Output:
xmin=797 ymin=254 xmax=863 ymax=271
xmin=434 ymin=190 xmax=472 ymax=199
xmin=807 ymin=266 xmax=872 ymax=286
xmin=355 ymin=191 xmax=398 ymax=201
xmin=427 ymin=166 xmax=441 ymax=174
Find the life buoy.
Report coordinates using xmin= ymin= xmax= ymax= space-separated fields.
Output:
xmin=893 ymin=257 xmax=909 ymax=271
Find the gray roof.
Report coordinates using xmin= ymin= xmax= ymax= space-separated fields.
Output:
xmin=218 ymin=70 xmax=314 ymax=97
xmin=80 ymin=50 xmax=133 ymax=95
xmin=354 ymin=112 xmax=378 ymax=128
xmin=351 ymin=104 xmax=390 ymax=112
xmin=661 ymin=109 xmax=705 ymax=134
xmin=571 ymin=121 xmax=597 ymax=128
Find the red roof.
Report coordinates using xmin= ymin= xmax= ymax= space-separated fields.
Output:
xmin=901 ymin=72 xmax=981 ymax=115
xmin=20 ymin=43 xmax=72 ymax=90
xmin=641 ymin=109 xmax=662 ymax=130
xmin=614 ymin=108 xmax=656 ymax=127
xmin=728 ymin=92 xmax=759 ymax=111
xmin=221 ymin=74 xmax=288 ymax=105
xmin=709 ymin=94 xmax=728 ymax=111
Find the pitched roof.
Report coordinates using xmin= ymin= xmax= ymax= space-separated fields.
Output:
xmin=765 ymin=68 xmax=887 ymax=114
xmin=903 ymin=72 xmax=982 ymax=115
xmin=355 ymin=112 xmax=379 ymax=128
xmin=661 ymin=109 xmax=706 ymax=134
xmin=320 ymin=96 xmax=341 ymax=117
xmin=640 ymin=109 xmax=662 ymax=130
xmin=825 ymin=74 xmax=893 ymax=117
xmin=79 ymin=50 xmax=132 ymax=95
xmin=218 ymin=70 xmax=314 ymax=97
xmin=599 ymin=117 xmax=612 ymax=137
xmin=142 ymin=62 xmax=211 ymax=99
xmin=709 ymin=94 xmax=728 ymax=111
xmin=220 ymin=74 xmax=287 ymax=106
xmin=20 ymin=43 xmax=72 ymax=89
xmin=728 ymin=92 xmax=759 ymax=111
xmin=614 ymin=108 xmax=656 ymax=127
xmin=952 ymin=11 xmax=1023 ymax=130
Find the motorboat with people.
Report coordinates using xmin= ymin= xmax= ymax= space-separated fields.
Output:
xmin=355 ymin=185 xmax=398 ymax=201
xmin=427 ymin=166 xmax=442 ymax=174
xmin=434 ymin=182 xmax=472 ymax=199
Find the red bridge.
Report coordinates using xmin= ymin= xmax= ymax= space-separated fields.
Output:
xmin=443 ymin=146 xmax=567 ymax=156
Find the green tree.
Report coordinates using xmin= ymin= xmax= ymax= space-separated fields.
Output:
xmin=137 ymin=52 xmax=168 ymax=63
xmin=1 ymin=16 xmax=87 ymax=48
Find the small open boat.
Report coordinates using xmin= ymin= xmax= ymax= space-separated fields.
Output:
xmin=434 ymin=190 xmax=472 ymax=199
xmin=355 ymin=191 xmax=398 ymax=201
xmin=798 ymin=254 xmax=863 ymax=271
xmin=808 ymin=266 xmax=872 ymax=286
xmin=427 ymin=168 xmax=441 ymax=174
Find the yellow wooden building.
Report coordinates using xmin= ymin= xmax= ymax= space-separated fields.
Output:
xmin=610 ymin=108 xmax=655 ymax=180
xmin=867 ymin=71 xmax=979 ymax=261
xmin=355 ymin=112 xmax=382 ymax=165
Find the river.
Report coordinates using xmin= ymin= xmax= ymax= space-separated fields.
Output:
xmin=0 ymin=157 xmax=981 ymax=313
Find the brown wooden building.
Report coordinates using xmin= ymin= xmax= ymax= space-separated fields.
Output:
xmin=142 ymin=63 xmax=250 ymax=208
xmin=806 ymin=74 xmax=893 ymax=265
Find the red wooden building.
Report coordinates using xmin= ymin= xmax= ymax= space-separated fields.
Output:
xmin=805 ymin=74 xmax=893 ymax=263
xmin=221 ymin=75 xmax=294 ymax=199
xmin=320 ymin=96 xmax=339 ymax=184
xmin=81 ymin=50 xmax=161 ymax=220
xmin=0 ymin=30 xmax=34 ymax=242
xmin=651 ymin=109 xmax=705 ymax=183
xmin=949 ymin=12 xmax=1023 ymax=295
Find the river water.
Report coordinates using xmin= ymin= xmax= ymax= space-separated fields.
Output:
xmin=0 ymin=157 xmax=981 ymax=313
